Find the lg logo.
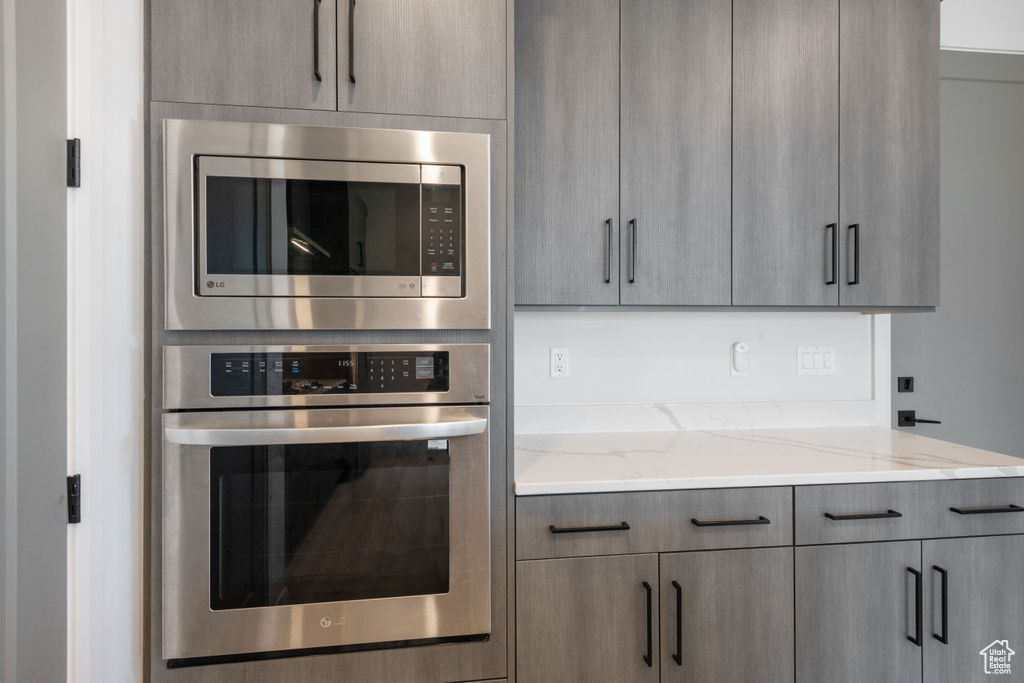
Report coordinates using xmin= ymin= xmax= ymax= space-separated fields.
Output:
xmin=206 ymin=280 xmax=225 ymax=289
xmin=320 ymin=616 xmax=345 ymax=628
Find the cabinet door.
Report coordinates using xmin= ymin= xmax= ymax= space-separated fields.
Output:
xmin=795 ymin=541 xmax=922 ymax=683
xmin=923 ymin=536 xmax=1024 ymax=683
xmin=514 ymin=0 xmax=620 ymax=305
xmin=151 ymin=0 xmax=337 ymax=110
xmin=733 ymin=0 xmax=839 ymax=306
xmin=661 ymin=547 xmax=794 ymax=683
xmin=517 ymin=555 xmax=659 ymax=683
xmin=338 ymin=0 xmax=505 ymax=119
xmin=839 ymin=0 xmax=939 ymax=307
xmin=619 ymin=0 xmax=731 ymax=305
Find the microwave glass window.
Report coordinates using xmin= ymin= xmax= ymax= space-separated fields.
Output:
xmin=204 ymin=177 xmax=421 ymax=277
xmin=209 ymin=441 xmax=450 ymax=610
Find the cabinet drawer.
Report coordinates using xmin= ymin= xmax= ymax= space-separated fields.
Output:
xmin=795 ymin=478 xmax=1024 ymax=545
xmin=516 ymin=487 xmax=792 ymax=560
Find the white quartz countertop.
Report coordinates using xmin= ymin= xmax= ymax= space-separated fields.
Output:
xmin=514 ymin=427 xmax=1024 ymax=496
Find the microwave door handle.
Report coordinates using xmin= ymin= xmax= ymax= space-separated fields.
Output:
xmin=165 ymin=417 xmax=487 ymax=446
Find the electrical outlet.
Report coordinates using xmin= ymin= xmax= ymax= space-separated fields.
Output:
xmin=550 ymin=347 xmax=569 ymax=378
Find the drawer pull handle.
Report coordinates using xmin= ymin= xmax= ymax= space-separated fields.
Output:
xmin=690 ymin=515 xmax=770 ymax=528
xmin=548 ymin=521 xmax=630 ymax=535
xmin=908 ymin=567 xmax=923 ymax=646
xmin=642 ymin=581 xmax=653 ymax=668
xmin=824 ymin=509 xmax=903 ymax=521
xmin=672 ymin=580 xmax=683 ymax=666
xmin=949 ymin=504 xmax=1023 ymax=515
xmin=933 ymin=566 xmax=949 ymax=645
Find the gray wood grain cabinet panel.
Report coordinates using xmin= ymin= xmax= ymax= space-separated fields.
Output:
xmin=795 ymin=541 xmax=923 ymax=683
xmin=517 ymin=554 xmax=660 ymax=683
xmin=338 ymin=0 xmax=505 ymax=119
xmin=839 ymin=0 xmax=939 ymax=307
xmin=660 ymin=547 xmax=794 ymax=683
xmin=151 ymin=0 xmax=338 ymax=110
xmin=923 ymin=536 xmax=1024 ymax=683
xmin=514 ymin=0 xmax=620 ymax=305
xmin=619 ymin=0 xmax=732 ymax=305
xmin=733 ymin=0 xmax=839 ymax=306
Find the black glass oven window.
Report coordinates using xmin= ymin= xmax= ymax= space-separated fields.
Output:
xmin=209 ymin=441 xmax=450 ymax=610
xmin=204 ymin=177 xmax=421 ymax=277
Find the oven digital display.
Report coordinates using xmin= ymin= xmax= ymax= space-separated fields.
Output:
xmin=210 ymin=351 xmax=449 ymax=396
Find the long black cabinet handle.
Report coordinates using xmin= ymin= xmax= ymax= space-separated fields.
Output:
xmin=908 ymin=567 xmax=923 ymax=646
xmin=824 ymin=509 xmax=902 ymax=521
xmin=605 ymin=219 xmax=614 ymax=283
xmin=672 ymin=580 xmax=683 ymax=666
xmin=642 ymin=581 xmax=653 ymax=668
xmin=826 ymin=224 xmax=838 ymax=285
xmin=848 ymin=224 xmax=860 ymax=285
xmin=933 ymin=566 xmax=949 ymax=645
xmin=690 ymin=515 xmax=770 ymax=527
xmin=548 ymin=521 xmax=630 ymax=535
xmin=628 ymin=219 xmax=638 ymax=284
xmin=313 ymin=0 xmax=323 ymax=81
xmin=348 ymin=0 xmax=357 ymax=84
xmin=950 ymin=504 xmax=1023 ymax=515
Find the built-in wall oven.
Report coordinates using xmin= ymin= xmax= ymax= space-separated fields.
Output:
xmin=163 ymin=119 xmax=491 ymax=330
xmin=161 ymin=344 xmax=490 ymax=663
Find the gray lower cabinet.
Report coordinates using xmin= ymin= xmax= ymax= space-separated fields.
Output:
xmin=515 ymin=0 xmax=731 ymax=306
xmin=151 ymin=0 xmax=338 ymax=110
xmin=517 ymin=554 xmax=660 ymax=683
xmin=795 ymin=541 xmax=923 ymax=683
xmin=516 ymin=548 xmax=793 ymax=683
xmin=660 ymin=548 xmax=794 ymax=683
xmin=922 ymin=535 xmax=1024 ymax=683
xmin=338 ymin=0 xmax=506 ymax=119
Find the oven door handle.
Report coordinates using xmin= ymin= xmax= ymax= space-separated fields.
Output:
xmin=165 ymin=417 xmax=487 ymax=446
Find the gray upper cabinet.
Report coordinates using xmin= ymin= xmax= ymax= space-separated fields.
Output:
xmin=338 ymin=0 xmax=506 ymax=119
xmin=619 ymin=0 xmax=732 ymax=305
xmin=151 ymin=0 xmax=338 ymax=110
xmin=839 ymin=0 xmax=939 ymax=307
xmin=732 ymin=0 xmax=839 ymax=306
xmin=515 ymin=0 xmax=620 ymax=305
xmin=923 ymin=535 xmax=1024 ymax=683
xmin=516 ymin=0 xmax=732 ymax=306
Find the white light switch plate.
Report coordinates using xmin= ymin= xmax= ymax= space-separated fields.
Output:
xmin=797 ymin=346 xmax=836 ymax=375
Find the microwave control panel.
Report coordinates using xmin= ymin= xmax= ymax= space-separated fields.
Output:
xmin=211 ymin=351 xmax=450 ymax=397
xmin=421 ymin=183 xmax=462 ymax=278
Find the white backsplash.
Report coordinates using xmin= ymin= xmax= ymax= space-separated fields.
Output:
xmin=515 ymin=311 xmax=891 ymax=434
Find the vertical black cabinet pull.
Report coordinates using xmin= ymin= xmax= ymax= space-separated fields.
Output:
xmin=672 ymin=580 xmax=683 ymax=666
xmin=629 ymin=219 xmax=638 ymax=284
xmin=848 ymin=224 xmax=860 ymax=285
xmin=642 ymin=581 xmax=653 ymax=667
xmin=825 ymin=224 xmax=838 ymax=285
xmin=313 ymin=0 xmax=323 ymax=81
xmin=933 ymin=566 xmax=949 ymax=645
xmin=605 ymin=219 xmax=614 ymax=283
xmin=348 ymin=0 xmax=357 ymax=84
xmin=907 ymin=567 xmax=923 ymax=646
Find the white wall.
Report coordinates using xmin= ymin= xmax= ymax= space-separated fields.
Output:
xmin=66 ymin=0 xmax=144 ymax=681
xmin=515 ymin=312 xmax=892 ymax=434
xmin=942 ymin=0 xmax=1024 ymax=54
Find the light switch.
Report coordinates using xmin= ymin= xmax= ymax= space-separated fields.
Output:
xmin=797 ymin=346 xmax=836 ymax=375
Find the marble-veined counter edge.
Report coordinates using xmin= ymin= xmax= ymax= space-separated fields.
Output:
xmin=513 ymin=426 xmax=1024 ymax=496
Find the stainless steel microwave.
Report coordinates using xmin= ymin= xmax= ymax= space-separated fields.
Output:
xmin=163 ymin=119 xmax=491 ymax=330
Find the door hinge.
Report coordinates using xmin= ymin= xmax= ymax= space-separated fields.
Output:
xmin=66 ymin=138 xmax=81 ymax=188
xmin=67 ymin=474 xmax=81 ymax=524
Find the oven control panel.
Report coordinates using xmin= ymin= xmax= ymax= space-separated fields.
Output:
xmin=211 ymin=351 xmax=450 ymax=397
